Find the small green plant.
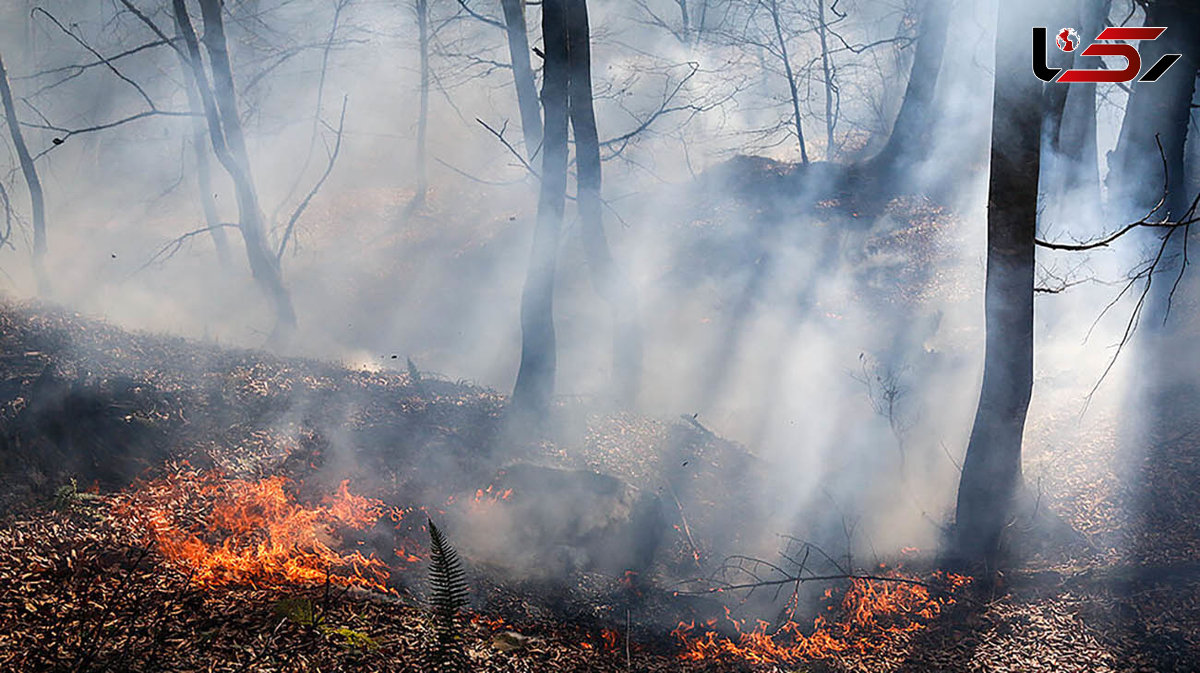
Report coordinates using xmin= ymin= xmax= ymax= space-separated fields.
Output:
xmin=273 ymin=597 xmax=379 ymax=652
xmin=53 ymin=478 xmax=99 ymax=512
xmin=326 ymin=626 xmax=380 ymax=651
xmin=426 ymin=518 xmax=469 ymax=672
xmin=274 ymin=597 xmax=322 ymax=628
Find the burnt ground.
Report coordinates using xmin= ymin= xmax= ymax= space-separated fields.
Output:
xmin=1 ymin=298 xmax=1200 ymax=672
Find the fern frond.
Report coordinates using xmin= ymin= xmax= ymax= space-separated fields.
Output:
xmin=426 ymin=518 xmax=469 ymax=672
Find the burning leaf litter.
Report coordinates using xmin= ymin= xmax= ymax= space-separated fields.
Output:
xmin=109 ymin=467 xmax=405 ymax=592
xmin=673 ymin=572 xmax=972 ymax=665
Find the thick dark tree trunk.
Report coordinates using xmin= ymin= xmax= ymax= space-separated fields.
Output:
xmin=414 ymin=0 xmax=430 ymax=207
xmin=173 ymin=17 xmax=232 ymax=269
xmin=564 ymin=0 xmax=643 ymax=404
xmin=1107 ymin=2 xmax=1199 ymax=328
xmin=512 ymin=0 xmax=570 ymax=414
xmin=866 ymin=0 xmax=949 ymax=183
xmin=0 ymin=51 xmax=49 ymax=296
xmin=951 ymin=1 xmax=1043 ymax=567
xmin=500 ymin=0 xmax=543 ymax=158
xmin=179 ymin=0 xmax=297 ymax=342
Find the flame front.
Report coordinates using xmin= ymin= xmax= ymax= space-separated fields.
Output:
xmin=673 ymin=572 xmax=971 ymax=664
xmin=112 ymin=468 xmax=393 ymax=591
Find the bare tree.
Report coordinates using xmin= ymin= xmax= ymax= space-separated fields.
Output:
xmin=173 ymin=15 xmax=233 ymax=270
xmin=565 ymin=0 xmax=644 ymax=404
xmin=172 ymin=0 xmax=297 ymax=342
xmin=863 ymin=0 xmax=948 ymax=184
xmin=816 ymin=0 xmax=835 ymax=157
xmin=1106 ymin=1 xmax=1199 ymax=329
xmin=500 ymin=0 xmax=543 ymax=157
xmin=512 ymin=0 xmax=570 ymax=413
xmin=767 ymin=0 xmax=809 ymax=164
xmin=0 ymin=51 xmax=49 ymax=296
xmin=414 ymin=0 xmax=431 ymax=209
xmin=1052 ymin=0 xmax=1112 ymax=206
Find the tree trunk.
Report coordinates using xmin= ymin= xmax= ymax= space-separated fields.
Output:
xmin=816 ymin=0 xmax=835 ymax=159
xmin=182 ymin=0 xmax=297 ymax=342
xmin=512 ymin=0 xmax=570 ymax=414
xmin=768 ymin=0 xmax=808 ymax=164
xmin=1107 ymin=1 xmax=1199 ymax=328
xmin=500 ymin=0 xmax=543 ymax=158
xmin=173 ymin=16 xmax=232 ymax=269
xmin=414 ymin=0 xmax=430 ymax=206
xmin=565 ymin=0 xmax=643 ymax=404
xmin=866 ymin=0 xmax=949 ymax=182
xmin=951 ymin=0 xmax=1043 ymax=567
xmin=1056 ymin=0 xmax=1111 ymax=205
xmin=0 ymin=51 xmax=49 ymax=296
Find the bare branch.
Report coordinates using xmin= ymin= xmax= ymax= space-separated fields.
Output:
xmin=277 ymin=96 xmax=348 ymax=262
xmin=31 ymin=8 xmax=158 ymax=110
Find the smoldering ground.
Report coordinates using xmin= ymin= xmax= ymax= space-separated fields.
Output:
xmin=0 ymin=0 xmax=1197 ymax=637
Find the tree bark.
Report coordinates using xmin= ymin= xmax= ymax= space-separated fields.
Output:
xmin=173 ymin=16 xmax=233 ymax=269
xmin=0 ymin=51 xmax=49 ymax=296
xmin=180 ymin=0 xmax=297 ymax=342
xmin=952 ymin=0 xmax=1043 ymax=567
xmin=565 ymin=0 xmax=644 ymax=404
xmin=866 ymin=0 xmax=949 ymax=182
xmin=512 ymin=0 xmax=570 ymax=414
xmin=500 ymin=0 xmax=543 ymax=157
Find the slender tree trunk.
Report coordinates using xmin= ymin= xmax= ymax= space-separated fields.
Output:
xmin=1056 ymin=0 xmax=1111 ymax=205
xmin=415 ymin=0 xmax=430 ymax=207
xmin=500 ymin=0 xmax=543 ymax=157
xmin=565 ymin=0 xmax=643 ymax=404
xmin=867 ymin=0 xmax=949 ymax=182
xmin=512 ymin=0 xmax=570 ymax=414
xmin=179 ymin=0 xmax=297 ymax=342
xmin=816 ymin=0 xmax=835 ymax=158
xmin=952 ymin=0 xmax=1043 ymax=567
xmin=173 ymin=17 xmax=232 ymax=269
xmin=0 ymin=51 xmax=49 ymax=296
xmin=1040 ymin=3 xmax=1076 ymax=156
xmin=768 ymin=0 xmax=808 ymax=164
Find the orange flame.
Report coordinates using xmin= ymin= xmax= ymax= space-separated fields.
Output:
xmin=472 ymin=484 xmax=513 ymax=504
xmin=672 ymin=572 xmax=971 ymax=664
xmin=112 ymin=468 xmax=395 ymax=591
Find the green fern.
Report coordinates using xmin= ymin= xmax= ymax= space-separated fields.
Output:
xmin=426 ymin=518 xmax=469 ymax=672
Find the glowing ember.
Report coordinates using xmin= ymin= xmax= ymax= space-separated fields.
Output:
xmin=112 ymin=468 xmax=396 ymax=591
xmin=472 ymin=484 xmax=513 ymax=504
xmin=672 ymin=572 xmax=971 ymax=664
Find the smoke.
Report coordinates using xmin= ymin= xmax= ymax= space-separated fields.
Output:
xmin=1 ymin=0 xmax=1195 ymax=626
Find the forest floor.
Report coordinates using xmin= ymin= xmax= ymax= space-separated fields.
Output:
xmin=1 ymin=298 xmax=1199 ymax=672
xmin=1 ymin=147 xmax=1198 ymax=673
